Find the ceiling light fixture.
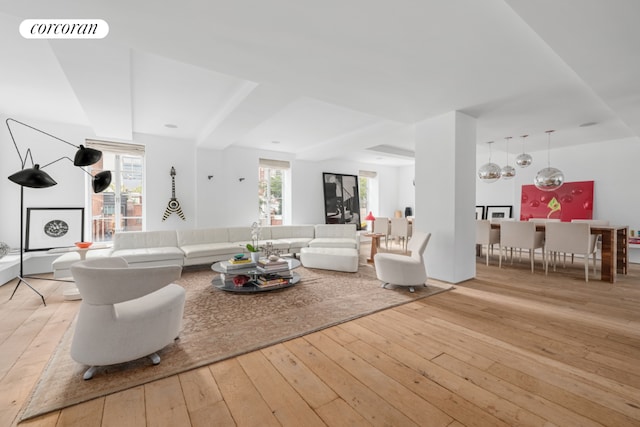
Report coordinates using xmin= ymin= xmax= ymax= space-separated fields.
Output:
xmin=478 ymin=141 xmax=501 ymax=183
xmin=534 ymin=130 xmax=564 ymax=191
xmin=515 ymin=134 xmax=533 ymax=168
xmin=500 ymin=137 xmax=515 ymax=179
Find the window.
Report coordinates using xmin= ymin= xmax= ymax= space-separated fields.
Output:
xmin=86 ymin=140 xmax=145 ymax=242
xmin=258 ymin=158 xmax=290 ymax=226
xmin=359 ymin=170 xmax=377 ymax=230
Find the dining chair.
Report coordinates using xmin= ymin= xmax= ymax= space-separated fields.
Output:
xmin=389 ymin=217 xmax=410 ymax=252
xmin=571 ymin=219 xmax=610 ymax=272
xmin=373 ymin=217 xmax=390 ymax=249
xmin=499 ymin=221 xmax=545 ymax=273
xmin=544 ymin=222 xmax=592 ymax=281
xmin=476 ymin=220 xmax=500 ymax=266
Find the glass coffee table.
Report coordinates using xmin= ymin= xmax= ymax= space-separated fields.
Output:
xmin=211 ymin=258 xmax=301 ymax=292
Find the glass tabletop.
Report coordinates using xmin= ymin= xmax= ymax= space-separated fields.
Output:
xmin=211 ymin=257 xmax=301 ymax=275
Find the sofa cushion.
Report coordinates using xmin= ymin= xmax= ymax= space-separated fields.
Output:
xmin=270 ymin=225 xmax=315 ymax=239
xmin=177 ymin=228 xmax=229 ymax=246
xmin=181 ymin=242 xmax=244 ymax=259
xmin=300 ymin=247 xmax=359 ymax=272
xmin=111 ymin=247 xmax=184 ymax=264
xmin=113 ymin=230 xmax=177 ymax=250
xmin=308 ymin=238 xmax=358 ymax=249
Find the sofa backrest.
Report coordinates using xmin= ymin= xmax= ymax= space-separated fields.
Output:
xmin=270 ymin=225 xmax=315 ymax=239
xmin=314 ymin=224 xmax=357 ymax=238
xmin=177 ymin=228 xmax=229 ymax=246
xmin=113 ymin=230 xmax=178 ymax=250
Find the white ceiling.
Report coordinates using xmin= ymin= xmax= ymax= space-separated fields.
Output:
xmin=1 ymin=0 xmax=638 ymax=166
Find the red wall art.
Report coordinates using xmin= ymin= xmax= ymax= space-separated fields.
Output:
xmin=520 ymin=181 xmax=594 ymax=221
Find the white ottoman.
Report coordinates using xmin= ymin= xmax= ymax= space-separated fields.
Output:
xmin=300 ymin=247 xmax=359 ymax=273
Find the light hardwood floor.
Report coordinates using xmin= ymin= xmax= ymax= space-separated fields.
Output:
xmin=1 ymin=249 xmax=639 ymax=426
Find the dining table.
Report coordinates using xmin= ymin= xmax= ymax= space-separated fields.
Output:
xmin=490 ymin=222 xmax=628 ymax=283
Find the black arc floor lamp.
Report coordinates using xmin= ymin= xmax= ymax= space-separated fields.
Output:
xmin=6 ymin=118 xmax=112 ymax=305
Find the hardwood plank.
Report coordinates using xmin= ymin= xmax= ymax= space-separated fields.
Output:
xmin=387 ymin=308 xmax=640 ymax=420
xmin=15 ymin=411 xmax=58 ymax=427
xmin=285 ymin=335 xmax=420 ymax=426
xmin=315 ymin=398 xmax=370 ymax=427
xmin=261 ymin=343 xmax=338 ymax=409
xmin=432 ymin=353 xmax=602 ymax=427
xmin=56 ymin=397 xmax=104 ymax=427
xmin=102 ymin=386 xmax=145 ymax=427
xmin=307 ymin=331 xmax=453 ymax=426
xmin=209 ymin=358 xmax=280 ymax=427
xmin=144 ymin=376 xmax=191 ymax=427
xmin=488 ymin=361 xmax=640 ymax=427
xmin=178 ymin=367 xmax=223 ymax=414
xmin=339 ymin=324 xmax=511 ymax=427
xmin=237 ymin=350 xmax=326 ymax=427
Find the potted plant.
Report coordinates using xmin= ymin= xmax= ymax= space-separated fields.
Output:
xmin=247 ymin=221 xmax=261 ymax=262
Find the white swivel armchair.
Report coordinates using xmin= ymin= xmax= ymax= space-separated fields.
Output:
xmin=499 ymin=221 xmax=545 ymax=273
xmin=544 ymin=222 xmax=592 ymax=281
xmin=476 ymin=220 xmax=500 ymax=266
xmin=70 ymin=257 xmax=185 ymax=380
xmin=374 ymin=231 xmax=431 ymax=292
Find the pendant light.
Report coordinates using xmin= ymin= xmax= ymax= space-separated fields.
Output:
xmin=478 ymin=141 xmax=501 ymax=183
xmin=500 ymin=137 xmax=516 ymax=179
xmin=515 ymin=134 xmax=533 ymax=167
xmin=534 ymin=130 xmax=564 ymax=191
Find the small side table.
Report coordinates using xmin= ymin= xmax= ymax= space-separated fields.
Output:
xmin=364 ymin=233 xmax=384 ymax=263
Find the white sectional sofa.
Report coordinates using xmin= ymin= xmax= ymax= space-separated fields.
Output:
xmin=52 ymin=224 xmax=359 ymax=278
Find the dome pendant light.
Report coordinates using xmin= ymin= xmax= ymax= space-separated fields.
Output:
xmin=515 ymin=134 xmax=533 ymax=167
xmin=534 ymin=130 xmax=564 ymax=191
xmin=500 ymin=136 xmax=516 ymax=179
xmin=478 ymin=141 xmax=501 ymax=183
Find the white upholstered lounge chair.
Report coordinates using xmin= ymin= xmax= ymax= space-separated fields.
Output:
xmin=70 ymin=257 xmax=185 ymax=380
xmin=374 ymin=231 xmax=431 ymax=292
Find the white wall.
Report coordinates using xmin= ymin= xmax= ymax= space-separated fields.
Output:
xmin=476 ymin=136 xmax=640 ymax=262
xmin=135 ymin=133 xmax=196 ymax=231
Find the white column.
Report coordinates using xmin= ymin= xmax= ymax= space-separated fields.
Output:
xmin=415 ymin=111 xmax=476 ymax=283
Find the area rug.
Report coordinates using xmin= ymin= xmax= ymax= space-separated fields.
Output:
xmin=21 ymin=262 xmax=452 ymax=421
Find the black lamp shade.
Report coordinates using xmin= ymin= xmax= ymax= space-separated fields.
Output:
xmin=92 ymin=171 xmax=112 ymax=193
xmin=8 ymin=165 xmax=57 ymax=188
xmin=74 ymin=145 xmax=102 ymax=166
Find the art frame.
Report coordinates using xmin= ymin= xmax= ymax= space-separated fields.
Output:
xmin=486 ymin=205 xmax=513 ymax=221
xmin=25 ymin=207 xmax=85 ymax=251
xmin=475 ymin=205 xmax=485 ymax=220
xmin=322 ymin=172 xmax=362 ymax=230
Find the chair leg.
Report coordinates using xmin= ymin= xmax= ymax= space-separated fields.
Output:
xmin=83 ymin=366 xmax=98 ymax=380
xmin=149 ymin=353 xmax=161 ymax=365
xmin=530 ymin=249 xmax=534 ymax=273
xmin=584 ymin=256 xmax=589 ymax=282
